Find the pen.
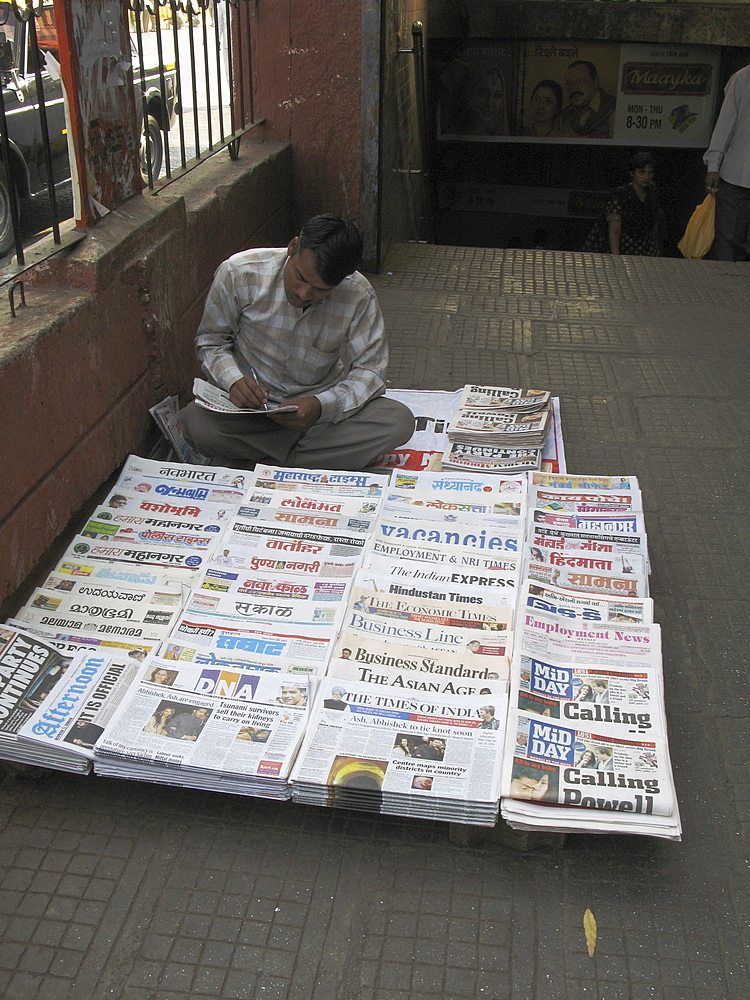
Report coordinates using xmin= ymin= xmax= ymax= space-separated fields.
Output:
xmin=249 ymin=366 xmax=269 ymax=410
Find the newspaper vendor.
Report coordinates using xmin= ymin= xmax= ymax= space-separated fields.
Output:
xmin=181 ymin=214 xmax=414 ymax=470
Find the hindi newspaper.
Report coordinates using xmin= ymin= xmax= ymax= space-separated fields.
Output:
xmin=389 ymin=469 xmax=527 ymax=495
xmin=58 ymin=535 xmax=208 ymax=575
xmin=16 ymin=651 xmax=143 ymax=771
xmin=207 ymin=535 xmax=363 ymax=577
xmin=530 ymin=472 xmax=640 ymax=493
xmin=224 ymin=515 xmax=366 ymax=557
xmin=524 ymin=552 xmax=649 ymax=599
xmin=530 ymin=509 xmax=647 ymax=536
xmin=184 ymin=587 xmax=347 ymax=630
xmin=168 ymin=615 xmax=332 ymax=670
xmin=378 ymin=489 xmax=526 ymax=530
xmin=115 ymin=455 xmax=249 ymax=505
xmin=518 ymin=579 xmax=654 ymax=625
xmin=249 ymin=465 xmax=390 ymax=497
xmin=528 ymin=520 xmax=649 ymax=562
xmin=235 ymin=500 xmax=377 ymax=537
xmin=158 ymin=638 xmax=318 ymax=675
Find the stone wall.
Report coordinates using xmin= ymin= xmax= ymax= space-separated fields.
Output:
xmin=0 ymin=140 xmax=293 ymax=605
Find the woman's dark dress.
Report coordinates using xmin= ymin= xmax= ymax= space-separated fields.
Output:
xmin=583 ymin=183 xmax=660 ymax=256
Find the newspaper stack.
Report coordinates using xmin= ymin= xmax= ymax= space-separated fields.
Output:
xmin=446 ymin=385 xmax=552 ymax=460
xmin=291 ymin=676 xmax=508 ymax=825
xmin=93 ymin=658 xmax=313 ymax=799
xmin=501 ymin=473 xmax=681 ymax=839
xmin=6 ymin=456 xmax=249 ymax=656
xmin=0 ymin=625 xmax=79 ymax=768
xmin=15 ymin=650 xmax=143 ymax=773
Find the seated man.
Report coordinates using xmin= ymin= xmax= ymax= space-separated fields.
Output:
xmin=181 ymin=214 xmax=414 ymax=469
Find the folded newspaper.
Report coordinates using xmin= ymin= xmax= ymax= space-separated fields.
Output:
xmin=291 ymin=677 xmax=508 ymax=825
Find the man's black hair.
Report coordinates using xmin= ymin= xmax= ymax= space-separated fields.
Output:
xmin=629 ymin=149 xmax=654 ymax=172
xmin=568 ymin=60 xmax=598 ymax=83
xmin=297 ymin=213 xmax=363 ymax=287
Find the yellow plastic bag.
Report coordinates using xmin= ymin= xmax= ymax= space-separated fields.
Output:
xmin=678 ymin=194 xmax=715 ymax=259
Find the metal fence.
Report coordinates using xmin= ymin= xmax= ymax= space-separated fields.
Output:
xmin=0 ymin=0 xmax=261 ymax=268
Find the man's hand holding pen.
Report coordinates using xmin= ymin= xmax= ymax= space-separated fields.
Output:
xmin=229 ymin=372 xmax=321 ymax=431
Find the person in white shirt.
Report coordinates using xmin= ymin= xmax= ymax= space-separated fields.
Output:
xmin=180 ymin=214 xmax=414 ymax=469
xmin=704 ymin=64 xmax=750 ymax=260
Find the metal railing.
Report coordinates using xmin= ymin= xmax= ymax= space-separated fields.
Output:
xmin=0 ymin=0 xmax=261 ymax=271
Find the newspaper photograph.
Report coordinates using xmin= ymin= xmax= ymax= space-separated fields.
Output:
xmin=0 ymin=626 xmax=71 ymax=737
xmin=514 ymin=654 xmax=661 ymax=729
xmin=530 ymin=473 xmax=640 ymax=493
xmin=328 ymin=655 xmax=507 ymax=699
xmin=528 ymin=521 xmax=649 ymax=560
xmin=364 ymin=533 xmax=521 ymax=570
xmin=184 ymin=587 xmax=347 ymax=629
xmin=17 ymin=651 xmax=142 ymax=762
xmin=242 ymin=487 xmax=382 ymax=519
xmin=332 ymin=633 xmax=510 ymax=683
xmin=36 ymin=575 xmax=186 ymax=608
xmin=339 ymin=605 xmax=512 ymax=659
xmin=519 ymin=579 xmax=654 ymax=624
xmin=16 ymin=592 xmax=182 ymax=642
xmin=79 ymin=511 xmax=226 ymax=550
xmin=59 ymin=535 xmax=208 ymax=575
xmin=291 ymin=677 xmax=508 ymax=821
xmin=378 ymin=489 xmax=526 ymax=529
xmin=345 ymin=585 xmax=514 ymax=633
xmin=195 ymin=566 xmax=352 ymax=605
xmin=41 ymin=559 xmax=193 ymax=592
xmin=94 ymin=661 xmax=312 ymax=783
xmin=96 ymin=490 xmax=237 ymax=525
xmin=224 ymin=516 xmax=366 ymax=556
xmin=529 ymin=484 xmax=643 ymax=513
xmin=502 ymin=711 xmax=673 ymax=816
xmin=4 ymin=620 xmax=158 ymax=662
xmin=193 ymin=378 xmax=299 ymax=415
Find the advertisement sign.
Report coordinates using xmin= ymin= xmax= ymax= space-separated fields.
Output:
xmin=438 ymin=40 xmax=719 ymax=148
